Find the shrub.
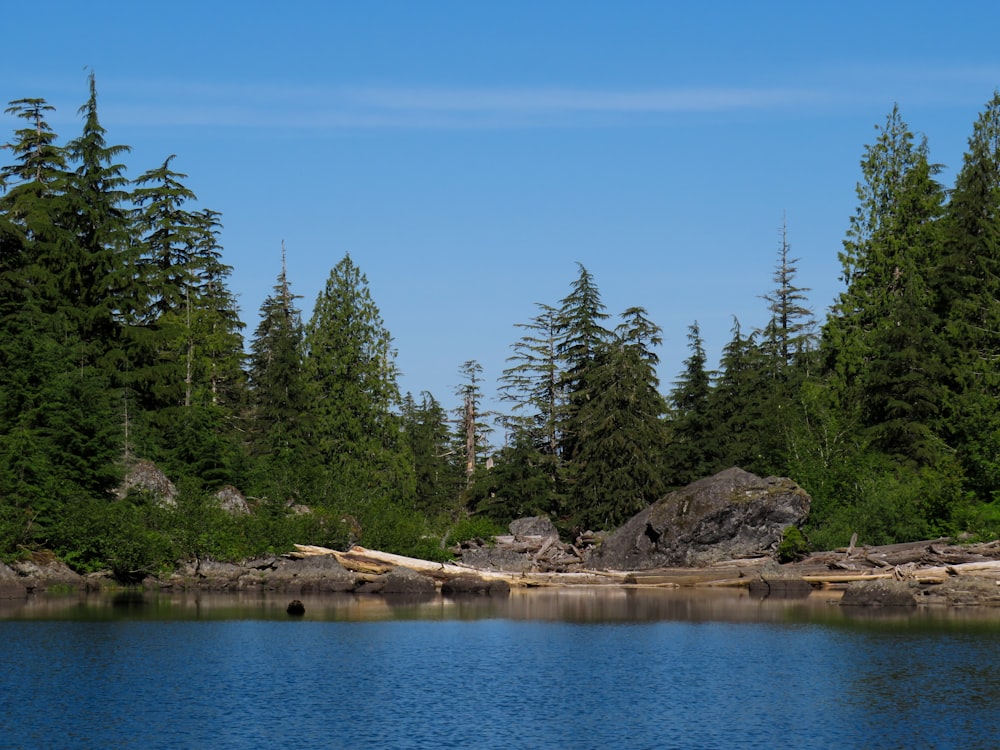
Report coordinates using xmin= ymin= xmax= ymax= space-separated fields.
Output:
xmin=776 ymin=526 xmax=809 ymax=563
xmin=444 ymin=515 xmax=506 ymax=548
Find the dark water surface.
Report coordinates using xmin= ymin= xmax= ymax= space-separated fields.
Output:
xmin=2 ymin=589 xmax=999 ymax=749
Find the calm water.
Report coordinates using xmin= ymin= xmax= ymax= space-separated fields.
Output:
xmin=1 ymin=589 xmax=999 ymax=749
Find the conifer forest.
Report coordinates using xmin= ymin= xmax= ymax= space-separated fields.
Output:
xmin=3 ymin=77 xmax=1000 ymax=578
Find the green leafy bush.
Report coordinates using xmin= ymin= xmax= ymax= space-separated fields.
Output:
xmin=444 ymin=515 xmax=506 ymax=548
xmin=776 ymin=526 xmax=809 ymax=563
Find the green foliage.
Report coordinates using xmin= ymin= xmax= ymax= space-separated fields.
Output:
xmin=52 ymin=498 xmax=175 ymax=580
xmin=444 ymin=515 xmax=506 ymax=547
xmin=471 ymin=432 xmax=560 ymax=522
xmin=303 ymin=254 xmax=415 ymax=507
xmin=401 ymin=391 xmax=463 ymax=519
xmin=776 ymin=526 xmax=809 ymax=563
xmin=0 ymin=505 xmax=34 ymax=562
xmin=665 ymin=322 xmax=718 ymax=486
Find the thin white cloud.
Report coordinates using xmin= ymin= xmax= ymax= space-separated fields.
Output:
xmin=346 ymin=86 xmax=823 ymax=113
xmin=9 ymin=63 xmax=998 ymax=132
xmin=94 ymin=83 xmax=830 ymax=131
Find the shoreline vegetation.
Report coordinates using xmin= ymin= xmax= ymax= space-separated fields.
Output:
xmin=6 ymin=81 xmax=1000 ymax=587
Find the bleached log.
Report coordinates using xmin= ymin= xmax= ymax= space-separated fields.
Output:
xmin=295 ymin=544 xmax=536 ymax=585
xmin=801 ymin=572 xmax=895 ymax=583
xmin=911 ymin=560 xmax=1000 ymax=579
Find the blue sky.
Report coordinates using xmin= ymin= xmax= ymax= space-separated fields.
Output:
xmin=4 ymin=1 xmax=1000 ymax=420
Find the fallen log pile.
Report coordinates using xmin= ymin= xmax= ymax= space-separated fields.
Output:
xmin=455 ymin=532 xmax=598 ymax=573
xmin=786 ymin=536 xmax=1000 ymax=586
xmin=290 ymin=544 xmax=629 ymax=587
xmin=290 ymin=536 xmax=1000 ymax=595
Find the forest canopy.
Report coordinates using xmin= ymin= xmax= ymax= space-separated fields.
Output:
xmin=3 ymin=77 xmax=1000 ymax=576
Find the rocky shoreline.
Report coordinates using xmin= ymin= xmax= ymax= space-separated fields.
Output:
xmin=3 ymin=469 xmax=999 ymax=608
xmin=3 ymin=535 xmax=1000 ymax=609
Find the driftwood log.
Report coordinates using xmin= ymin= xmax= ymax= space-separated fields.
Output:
xmin=290 ymin=536 xmax=1000 ymax=592
xmin=291 ymin=545 xmax=629 ymax=587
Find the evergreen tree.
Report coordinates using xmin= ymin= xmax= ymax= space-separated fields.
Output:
xmin=665 ymin=322 xmax=716 ymax=485
xmin=123 ymin=157 xmax=246 ymax=485
xmin=247 ymin=246 xmax=311 ymax=463
xmin=708 ymin=318 xmax=769 ymax=472
xmin=822 ymin=105 xmax=947 ymax=466
xmin=760 ymin=217 xmax=817 ymax=368
xmin=455 ymin=359 xmax=494 ymax=489
xmin=0 ymin=94 xmax=121 ymax=537
xmin=303 ymin=254 xmax=414 ymax=507
xmin=569 ymin=307 xmax=669 ymax=529
xmin=498 ymin=302 xmax=562 ymax=465
xmin=63 ymin=72 xmax=133 ymax=357
xmin=400 ymin=390 xmax=461 ymax=518
xmin=935 ymin=92 xmax=1000 ymax=498
xmin=555 ymin=264 xmax=611 ymax=494
xmin=496 ymin=302 xmax=563 ymax=515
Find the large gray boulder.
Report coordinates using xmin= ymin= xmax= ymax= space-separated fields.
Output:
xmin=588 ymin=467 xmax=811 ymax=569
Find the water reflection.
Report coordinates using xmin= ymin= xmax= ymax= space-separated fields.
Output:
xmin=4 ymin=586 xmax=1000 ymax=629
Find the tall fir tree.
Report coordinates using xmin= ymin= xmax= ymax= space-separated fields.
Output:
xmin=248 ymin=247 xmax=311 ymax=456
xmin=569 ymin=307 xmax=669 ymax=529
xmin=400 ymin=390 xmax=462 ymax=519
xmin=555 ymin=263 xmax=610 ymax=507
xmin=495 ymin=302 xmax=563 ymax=515
xmin=935 ymin=92 xmax=1000 ymax=499
xmin=63 ymin=73 xmax=134 ymax=359
xmin=665 ymin=322 xmax=717 ymax=486
xmin=760 ymin=217 xmax=817 ymax=369
xmin=822 ymin=105 xmax=947 ymax=466
xmin=0 ymin=94 xmax=121 ymax=537
xmin=303 ymin=254 xmax=414 ymax=508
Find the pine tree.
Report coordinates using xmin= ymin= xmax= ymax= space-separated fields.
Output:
xmin=498 ymin=302 xmax=562 ymax=464
xmin=454 ymin=359 xmax=494 ymax=488
xmin=665 ymin=322 xmax=717 ymax=485
xmin=570 ymin=307 xmax=669 ymax=529
xmin=0 ymin=94 xmax=121 ymax=533
xmin=822 ymin=105 xmax=947 ymax=466
xmin=496 ymin=302 xmax=563 ymax=515
xmin=556 ymin=264 xmax=611 ymax=476
xmin=303 ymin=254 xmax=414 ymax=507
xmin=708 ymin=318 xmax=768 ymax=472
xmin=400 ymin=390 xmax=461 ymax=518
xmin=935 ymin=92 xmax=1000 ymax=498
xmin=760 ymin=217 xmax=816 ymax=368
xmin=63 ymin=73 xmax=133 ymax=357
xmin=128 ymin=158 xmax=245 ymax=484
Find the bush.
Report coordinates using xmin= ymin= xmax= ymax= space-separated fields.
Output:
xmin=444 ymin=515 xmax=506 ymax=548
xmin=776 ymin=526 xmax=809 ymax=563
xmin=0 ymin=505 xmax=33 ymax=562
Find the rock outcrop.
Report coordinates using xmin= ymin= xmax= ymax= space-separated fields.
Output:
xmin=366 ymin=566 xmax=437 ymax=595
xmin=168 ymin=553 xmax=357 ymax=592
xmin=0 ymin=562 xmax=26 ymax=599
xmin=214 ymin=485 xmax=251 ymax=515
xmin=589 ymin=467 xmax=811 ymax=569
xmin=12 ymin=556 xmax=84 ymax=592
xmin=841 ymin=579 xmax=918 ymax=607
xmin=116 ymin=459 xmax=178 ymax=507
xmin=441 ymin=576 xmax=511 ymax=596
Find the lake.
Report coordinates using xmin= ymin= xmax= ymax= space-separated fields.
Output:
xmin=1 ymin=588 xmax=999 ymax=749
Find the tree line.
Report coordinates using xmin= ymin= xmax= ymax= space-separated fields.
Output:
xmin=2 ymin=76 xmax=1000 ymax=577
